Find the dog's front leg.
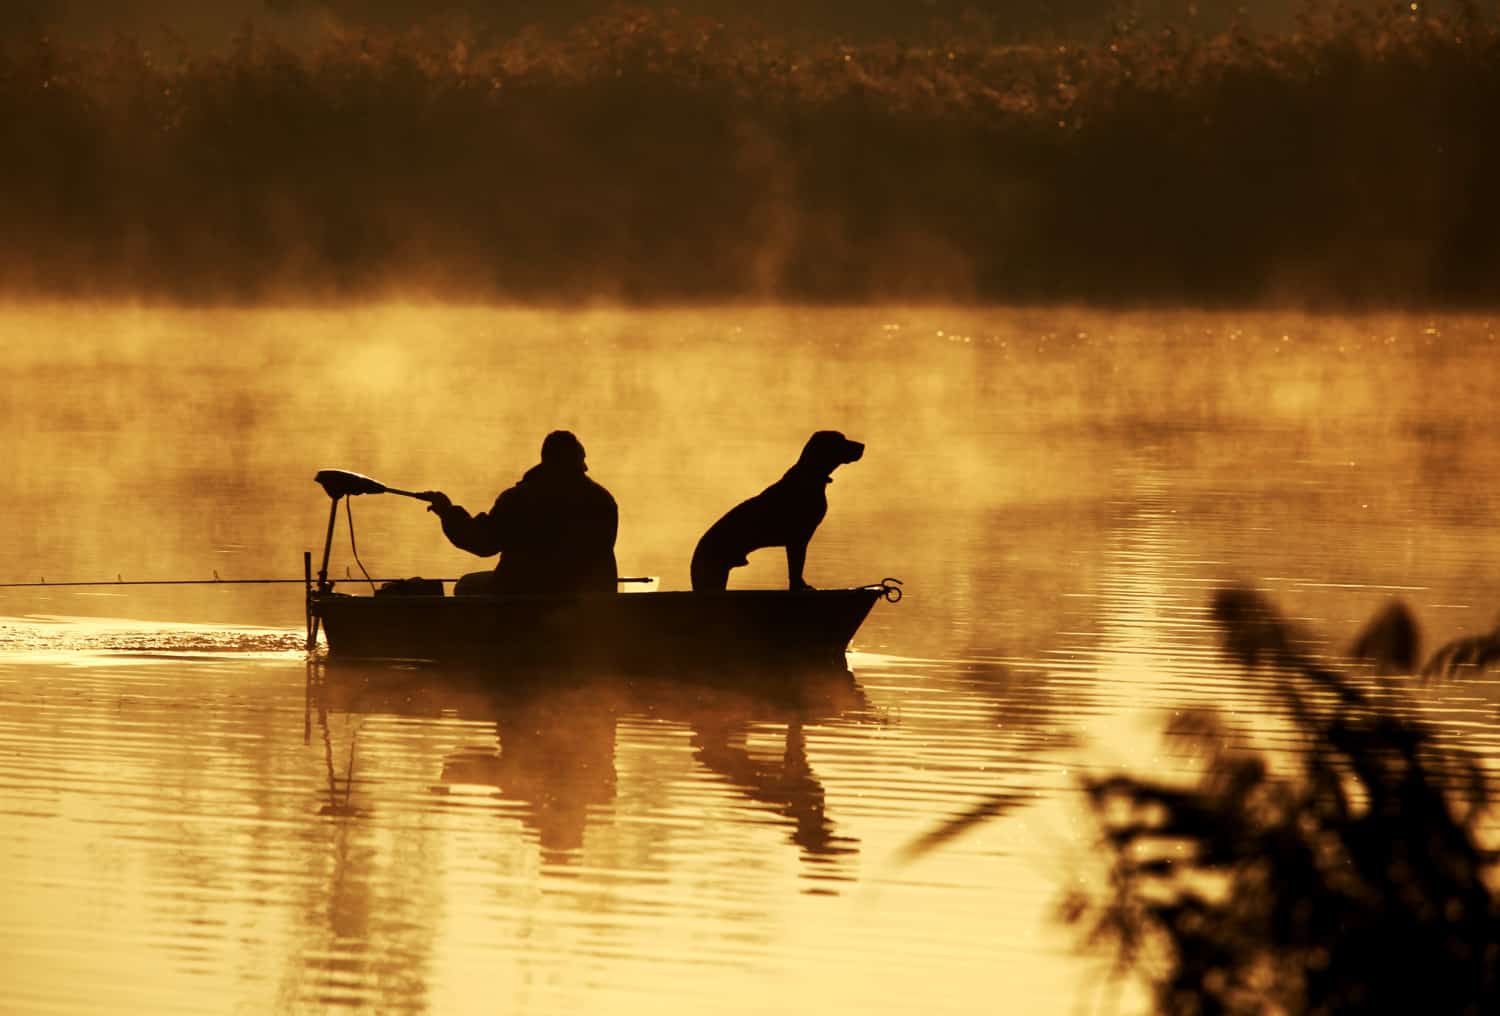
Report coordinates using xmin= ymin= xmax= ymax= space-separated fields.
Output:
xmin=786 ymin=541 xmax=814 ymax=590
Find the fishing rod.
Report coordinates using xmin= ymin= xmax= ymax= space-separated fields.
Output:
xmin=0 ymin=576 xmax=657 ymax=589
xmin=1 ymin=468 xmax=656 ymax=590
xmin=0 ymin=577 xmax=322 ymax=588
xmin=2 ymin=469 xmax=657 ymax=654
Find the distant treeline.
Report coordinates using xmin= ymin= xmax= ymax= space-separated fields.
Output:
xmin=2 ymin=3 xmax=1498 ymax=306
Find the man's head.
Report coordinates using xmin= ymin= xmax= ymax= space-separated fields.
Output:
xmin=541 ymin=430 xmax=588 ymax=473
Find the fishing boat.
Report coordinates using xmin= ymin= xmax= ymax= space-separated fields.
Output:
xmin=310 ymin=584 xmax=896 ymax=667
xmin=304 ymin=469 xmax=900 ymax=668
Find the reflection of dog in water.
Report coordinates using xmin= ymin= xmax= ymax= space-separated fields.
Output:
xmin=691 ymin=431 xmax=864 ymax=591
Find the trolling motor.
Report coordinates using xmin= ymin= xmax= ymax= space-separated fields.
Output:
xmin=307 ymin=469 xmax=437 ymax=650
xmin=312 ymin=469 xmax=436 ymax=588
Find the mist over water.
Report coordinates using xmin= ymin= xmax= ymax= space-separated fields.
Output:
xmin=9 ymin=304 xmax=1496 ymax=628
xmin=3 ymin=304 xmax=1500 ymax=1012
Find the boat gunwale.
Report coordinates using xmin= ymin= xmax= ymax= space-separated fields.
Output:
xmin=311 ymin=584 xmax=894 ymax=607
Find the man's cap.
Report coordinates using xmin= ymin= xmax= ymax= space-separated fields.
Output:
xmin=541 ymin=430 xmax=587 ymax=471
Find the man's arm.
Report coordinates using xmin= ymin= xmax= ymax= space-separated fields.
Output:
xmin=423 ymin=490 xmax=511 ymax=558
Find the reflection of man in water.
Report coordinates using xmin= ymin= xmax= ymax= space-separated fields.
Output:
xmin=439 ymin=687 xmax=620 ymax=861
xmin=421 ymin=430 xmax=618 ymax=594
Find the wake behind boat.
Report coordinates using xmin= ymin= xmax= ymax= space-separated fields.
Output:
xmin=304 ymin=469 xmax=901 ymax=668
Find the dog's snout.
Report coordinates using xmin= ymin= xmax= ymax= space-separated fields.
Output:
xmin=844 ymin=441 xmax=865 ymax=462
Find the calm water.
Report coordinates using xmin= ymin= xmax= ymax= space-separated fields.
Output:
xmin=3 ymin=305 xmax=1500 ymax=1014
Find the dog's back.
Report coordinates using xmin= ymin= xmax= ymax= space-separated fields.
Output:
xmin=690 ymin=471 xmax=828 ymax=575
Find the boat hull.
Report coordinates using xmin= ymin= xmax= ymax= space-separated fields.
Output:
xmin=311 ymin=585 xmax=890 ymax=669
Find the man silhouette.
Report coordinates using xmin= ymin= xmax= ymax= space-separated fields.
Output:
xmin=421 ymin=431 xmax=618 ymax=595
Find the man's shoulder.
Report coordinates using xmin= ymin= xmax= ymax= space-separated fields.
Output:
xmin=583 ymin=476 xmax=617 ymax=506
xmin=513 ymin=469 xmax=613 ymax=504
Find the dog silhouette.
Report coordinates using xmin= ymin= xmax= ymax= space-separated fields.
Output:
xmin=690 ymin=431 xmax=864 ymax=591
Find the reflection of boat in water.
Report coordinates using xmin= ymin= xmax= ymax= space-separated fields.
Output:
xmin=312 ymin=660 xmax=870 ymax=868
xmin=309 ymin=583 xmax=900 ymax=668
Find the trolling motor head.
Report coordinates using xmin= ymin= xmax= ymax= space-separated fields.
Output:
xmin=315 ymin=469 xmax=389 ymax=499
xmin=310 ymin=469 xmax=399 ymax=605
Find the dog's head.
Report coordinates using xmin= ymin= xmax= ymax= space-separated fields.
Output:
xmin=798 ymin=430 xmax=865 ymax=476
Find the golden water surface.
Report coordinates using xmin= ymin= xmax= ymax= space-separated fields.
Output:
xmin=2 ymin=305 xmax=1499 ymax=1014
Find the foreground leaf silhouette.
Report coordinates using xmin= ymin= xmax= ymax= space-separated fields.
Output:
xmin=1076 ymin=588 xmax=1500 ymax=1014
xmin=915 ymin=586 xmax=1500 ymax=1014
